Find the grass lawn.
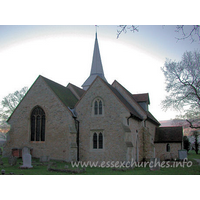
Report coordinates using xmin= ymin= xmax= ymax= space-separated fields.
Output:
xmin=0 ymin=150 xmax=200 ymax=175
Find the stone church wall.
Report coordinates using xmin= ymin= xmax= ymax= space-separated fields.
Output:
xmin=76 ymin=78 xmax=131 ymax=162
xmin=155 ymin=143 xmax=182 ymax=161
xmin=4 ymin=76 xmax=76 ymax=162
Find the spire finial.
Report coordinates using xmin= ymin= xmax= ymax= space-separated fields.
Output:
xmin=95 ymin=25 xmax=99 ymax=38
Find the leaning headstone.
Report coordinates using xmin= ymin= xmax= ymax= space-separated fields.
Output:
xmin=8 ymin=155 xmax=17 ymax=166
xmin=150 ymin=158 xmax=160 ymax=171
xmin=20 ymin=147 xmax=33 ymax=168
xmin=178 ymin=150 xmax=187 ymax=160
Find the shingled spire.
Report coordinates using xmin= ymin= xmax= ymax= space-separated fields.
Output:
xmin=82 ymin=32 xmax=107 ymax=90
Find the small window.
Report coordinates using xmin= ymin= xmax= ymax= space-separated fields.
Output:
xmin=166 ymin=144 xmax=170 ymax=152
xmin=93 ymin=98 xmax=104 ymax=116
xmin=94 ymin=101 xmax=98 ymax=115
xmin=99 ymin=132 xmax=103 ymax=149
xmin=99 ymin=100 xmax=102 ymax=115
xmin=93 ymin=133 xmax=97 ymax=149
xmin=31 ymin=106 xmax=45 ymax=142
xmin=92 ymin=132 xmax=104 ymax=149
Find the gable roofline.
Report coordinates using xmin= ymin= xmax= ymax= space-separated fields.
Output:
xmin=7 ymin=75 xmax=79 ymax=122
xmin=132 ymin=93 xmax=150 ymax=104
xmin=112 ymin=80 xmax=160 ymax=126
xmin=76 ymin=76 xmax=143 ymax=121
xmin=7 ymin=75 xmax=41 ymax=122
xmin=67 ymin=83 xmax=85 ymax=100
xmin=75 ymin=75 xmax=102 ymax=108
xmin=112 ymin=80 xmax=147 ymax=117
xmin=41 ymin=76 xmax=78 ymax=113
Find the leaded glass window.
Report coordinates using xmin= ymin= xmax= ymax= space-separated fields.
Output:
xmin=31 ymin=106 xmax=45 ymax=142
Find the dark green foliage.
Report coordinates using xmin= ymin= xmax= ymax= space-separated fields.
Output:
xmin=183 ymin=136 xmax=190 ymax=152
xmin=193 ymin=131 xmax=199 ymax=154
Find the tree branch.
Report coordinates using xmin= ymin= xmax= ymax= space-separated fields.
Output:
xmin=186 ymin=119 xmax=200 ymax=129
xmin=175 ymin=25 xmax=200 ymax=43
xmin=117 ymin=25 xmax=139 ymax=39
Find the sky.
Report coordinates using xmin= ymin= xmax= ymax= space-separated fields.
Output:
xmin=0 ymin=25 xmax=199 ymax=121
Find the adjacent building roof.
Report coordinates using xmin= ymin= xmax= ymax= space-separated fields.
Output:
xmin=154 ymin=127 xmax=183 ymax=143
xmin=132 ymin=93 xmax=150 ymax=104
xmin=67 ymin=83 xmax=85 ymax=99
xmin=82 ymin=33 xmax=107 ymax=90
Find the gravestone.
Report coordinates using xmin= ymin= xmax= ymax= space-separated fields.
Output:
xmin=20 ymin=147 xmax=33 ymax=168
xmin=0 ymin=148 xmax=2 ymax=156
xmin=8 ymin=155 xmax=17 ymax=166
xmin=178 ymin=150 xmax=187 ymax=160
xmin=22 ymin=147 xmax=30 ymax=160
xmin=149 ymin=158 xmax=160 ymax=171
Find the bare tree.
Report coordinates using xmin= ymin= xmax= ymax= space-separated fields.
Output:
xmin=117 ymin=25 xmax=200 ymax=43
xmin=175 ymin=25 xmax=200 ymax=43
xmin=117 ymin=25 xmax=139 ymax=38
xmin=162 ymin=50 xmax=200 ymax=128
xmin=0 ymin=87 xmax=28 ymax=121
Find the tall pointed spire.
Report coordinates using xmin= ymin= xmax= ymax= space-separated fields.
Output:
xmin=82 ymin=32 xmax=107 ymax=90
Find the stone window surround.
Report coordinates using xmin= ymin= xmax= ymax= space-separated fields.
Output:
xmin=91 ymin=97 xmax=105 ymax=117
xmin=90 ymin=129 xmax=105 ymax=152
xmin=30 ymin=105 xmax=46 ymax=142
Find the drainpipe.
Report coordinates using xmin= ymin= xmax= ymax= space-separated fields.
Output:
xmin=73 ymin=117 xmax=80 ymax=161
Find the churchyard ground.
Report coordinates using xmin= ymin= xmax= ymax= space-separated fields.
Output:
xmin=0 ymin=150 xmax=200 ymax=175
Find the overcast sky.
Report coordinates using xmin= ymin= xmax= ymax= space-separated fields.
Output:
xmin=0 ymin=25 xmax=199 ymax=121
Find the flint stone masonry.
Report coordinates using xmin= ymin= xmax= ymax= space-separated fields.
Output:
xmin=76 ymin=78 xmax=157 ymax=162
xmin=155 ymin=143 xmax=181 ymax=161
xmin=3 ymin=76 xmax=77 ymax=162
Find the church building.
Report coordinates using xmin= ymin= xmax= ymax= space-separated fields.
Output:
xmin=3 ymin=33 xmax=183 ymax=162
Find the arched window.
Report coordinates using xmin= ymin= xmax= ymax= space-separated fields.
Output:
xmin=92 ymin=132 xmax=104 ymax=149
xmin=99 ymin=100 xmax=102 ymax=115
xmin=99 ymin=132 xmax=103 ymax=149
xmin=94 ymin=101 xmax=98 ymax=115
xmin=166 ymin=143 xmax=170 ymax=152
xmin=93 ymin=98 xmax=104 ymax=116
xmin=93 ymin=133 xmax=97 ymax=149
xmin=31 ymin=106 xmax=45 ymax=141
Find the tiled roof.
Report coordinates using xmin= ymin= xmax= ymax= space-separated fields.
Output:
xmin=41 ymin=76 xmax=79 ymax=109
xmin=147 ymin=111 xmax=160 ymax=126
xmin=154 ymin=126 xmax=183 ymax=143
xmin=67 ymin=83 xmax=85 ymax=99
xmin=102 ymin=79 xmax=143 ymax=121
xmin=132 ymin=93 xmax=150 ymax=104
xmin=112 ymin=80 xmax=159 ymax=125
